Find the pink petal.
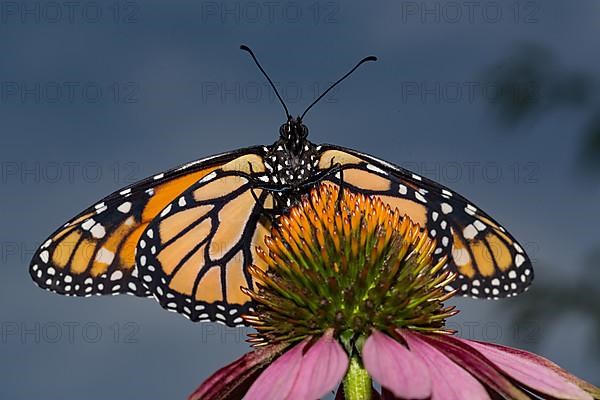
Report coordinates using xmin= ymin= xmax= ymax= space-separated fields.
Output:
xmin=188 ymin=343 xmax=286 ymax=400
xmin=401 ymin=330 xmax=491 ymax=400
xmin=464 ymin=339 xmax=593 ymax=400
xmin=288 ymin=331 xmax=349 ymax=400
xmin=362 ymin=330 xmax=431 ymax=399
xmin=465 ymin=341 xmax=599 ymax=398
xmin=244 ymin=339 xmax=307 ymax=400
xmin=421 ymin=334 xmax=530 ymax=400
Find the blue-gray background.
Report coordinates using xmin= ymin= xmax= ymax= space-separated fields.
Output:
xmin=1 ymin=1 xmax=599 ymax=398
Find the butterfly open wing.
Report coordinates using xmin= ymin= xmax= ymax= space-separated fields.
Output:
xmin=135 ymin=152 xmax=271 ymax=325
xmin=30 ymin=139 xmax=533 ymax=328
xmin=317 ymin=145 xmax=534 ymax=299
xmin=29 ymin=148 xmax=261 ymax=298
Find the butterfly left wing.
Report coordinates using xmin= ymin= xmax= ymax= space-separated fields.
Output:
xmin=29 ymin=149 xmax=254 ymax=298
xmin=317 ymin=145 xmax=533 ymax=299
xmin=135 ymin=153 xmax=272 ymax=326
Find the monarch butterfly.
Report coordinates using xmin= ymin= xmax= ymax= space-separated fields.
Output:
xmin=30 ymin=45 xmax=533 ymax=327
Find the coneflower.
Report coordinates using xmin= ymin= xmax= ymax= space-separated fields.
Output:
xmin=190 ymin=184 xmax=600 ymax=400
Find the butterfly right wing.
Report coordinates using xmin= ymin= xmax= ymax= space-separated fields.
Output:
xmin=317 ymin=145 xmax=533 ymax=299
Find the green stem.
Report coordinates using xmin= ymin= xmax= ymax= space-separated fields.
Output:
xmin=343 ymin=356 xmax=372 ymax=400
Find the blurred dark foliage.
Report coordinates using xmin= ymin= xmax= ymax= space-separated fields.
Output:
xmin=485 ymin=43 xmax=600 ymax=170
xmin=485 ymin=44 xmax=600 ymax=375
xmin=580 ymin=114 xmax=600 ymax=172
xmin=510 ymin=248 xmax=600 ymax=356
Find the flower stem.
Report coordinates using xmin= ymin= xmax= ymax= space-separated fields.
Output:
xmin=343 ymin=356 xmax=372 ymax=400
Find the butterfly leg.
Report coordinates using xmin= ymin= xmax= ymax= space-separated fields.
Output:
xmin=335 ymin=167 xmax=346 ymax=210
xmin=247 ymin=162 xmax=269 ymax=202
xmin=293 ymin=162 xmax=344 ymax=190
xmin=244 ymin=161 xmax=347 ymax=217
xmin=299 ymin=160 xmax=347 ymax=207
xmin=324 ymin=157 xmax=347 ymax=209
xmin=245 ymin=162 xmax=283 ymax=224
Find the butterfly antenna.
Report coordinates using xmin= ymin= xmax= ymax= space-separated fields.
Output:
xmin=240 ymin=45 xmax=291 ymax=119
xmin=301 ymin=55 xmax=377 ymax=120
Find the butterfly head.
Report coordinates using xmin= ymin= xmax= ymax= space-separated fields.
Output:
xmin=279 ymin=116 xmax=309 ymax=153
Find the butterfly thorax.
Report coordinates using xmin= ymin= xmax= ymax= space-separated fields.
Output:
xmin=262 ymin=117 xmax=320 ymax=208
